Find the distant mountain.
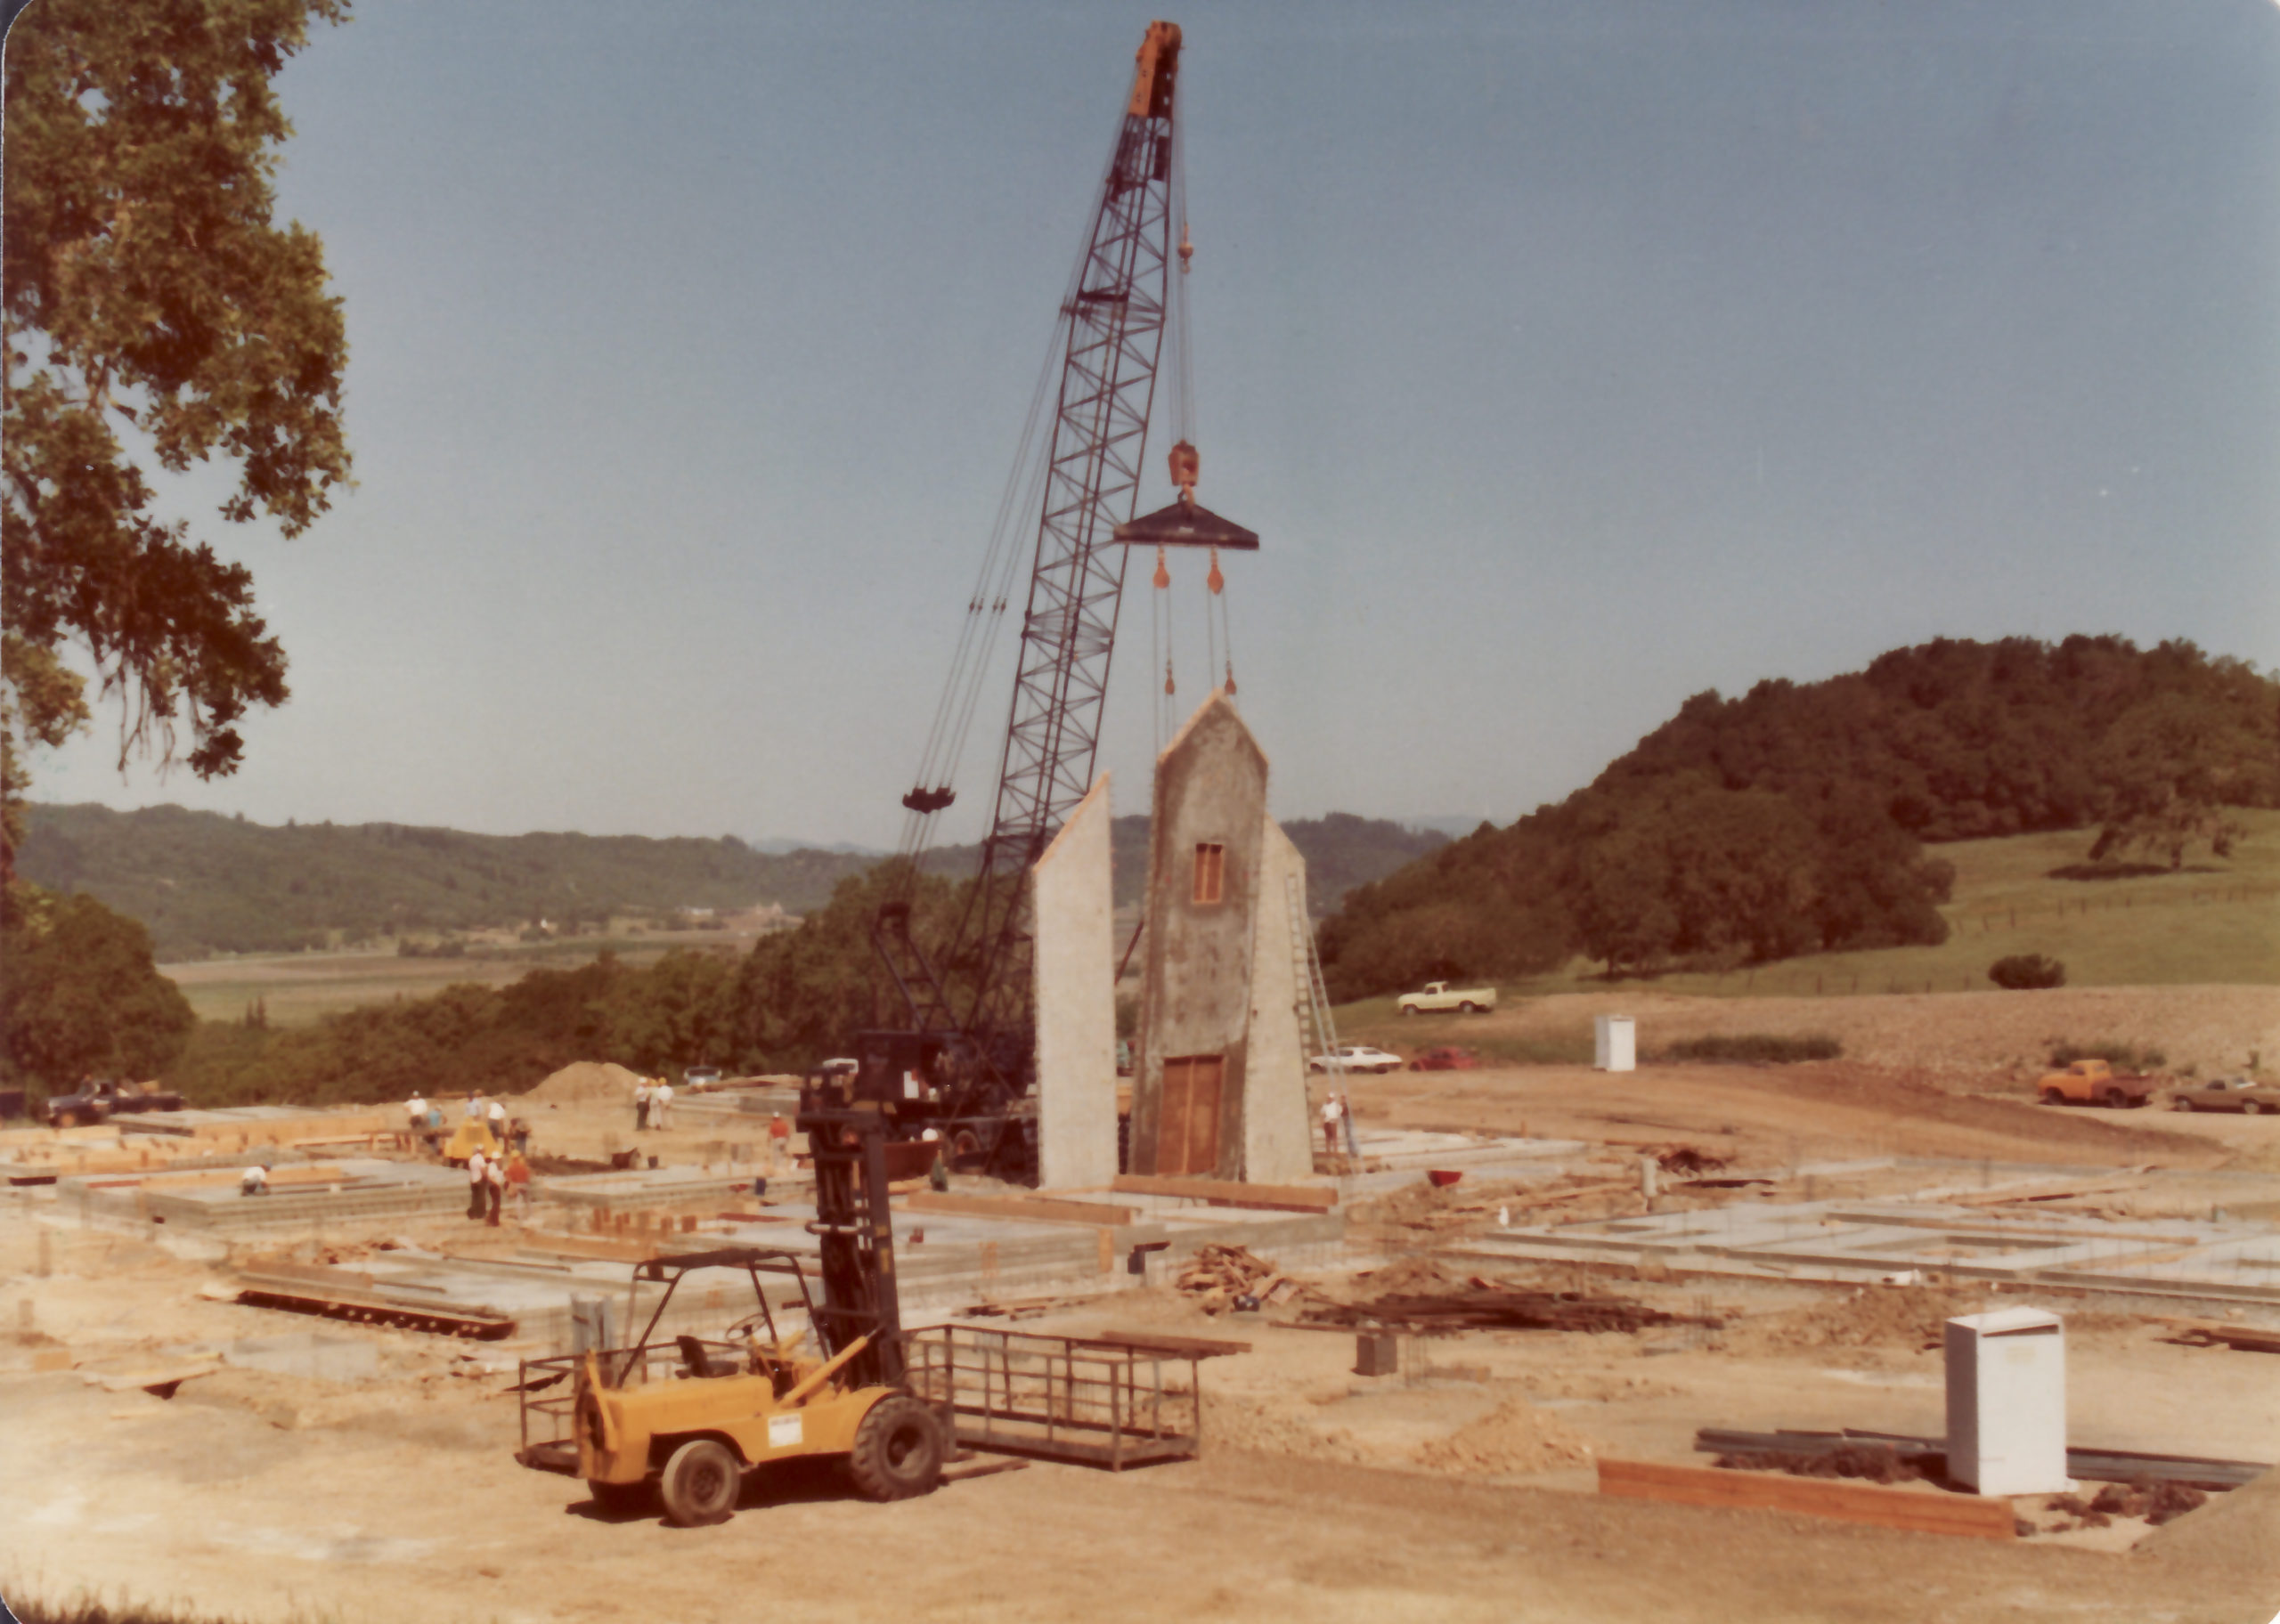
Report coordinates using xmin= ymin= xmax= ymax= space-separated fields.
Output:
xmin=20 ymin=803 xmax=1445 ymax=961
xmin=1399 ymin=815 xmax=1501 ymax=840
xmin=916 ymin=812 xmax=1445 ymax=914
xmin=18 ymin=805 xmax=878 ymax=960
xmin=748 ymin=837 xmax=887 ymax=856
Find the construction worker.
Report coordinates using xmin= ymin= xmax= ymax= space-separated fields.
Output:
xmin=652 ymin=1078 xmax=673 ymax=1132
xmin=240 ymin=1163 xmax=270 ymax=1198
xmin=467 ymin=1149 xmax=490 ymax=1220
xmin=504 ymin=1150 xmax=533 ymax=1220
xmin=634 ymin=1077 xmax=653 ymax=1133
xmin=403 ymin=1093 xmax=428 ymax=1149
xmin=484 ymin=1151 xmax=506 ymax=1226
xmin=1320 ymin=1092 xmax=1343 ymax=1154
xmin=767 ymin=1112 xmax=791 ymax=1172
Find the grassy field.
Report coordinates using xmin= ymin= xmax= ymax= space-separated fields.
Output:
xmin=1331 ymin=809 xmax=2280 ymax=1035
xmin=161 ymin=930 xmax=749 ymax=1027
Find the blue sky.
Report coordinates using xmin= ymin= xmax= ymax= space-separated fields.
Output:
xmin=22 ymin=0 xmax=2280 ymax=849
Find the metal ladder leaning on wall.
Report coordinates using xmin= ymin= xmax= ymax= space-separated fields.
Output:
xmin=1287 ymin=873 xmax=1362 ymax=1157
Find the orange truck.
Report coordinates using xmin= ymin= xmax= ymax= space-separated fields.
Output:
xmin=2036 ymin=1058 xmax=2156 ymax=1109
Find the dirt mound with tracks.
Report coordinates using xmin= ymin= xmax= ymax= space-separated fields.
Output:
xmin=523 ymin=1060 xmax=644 ymax=1106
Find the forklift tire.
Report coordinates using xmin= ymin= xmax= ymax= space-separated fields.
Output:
xmin=658 ymin=1439 xmax=741 ymax=1526
xmin=586 ymin=1479 xmax=653 ymax=1517
xmin=846 ymin=1395 xmax=943 ymax=1502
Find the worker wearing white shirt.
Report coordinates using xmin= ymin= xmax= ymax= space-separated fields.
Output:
xmin=652 ymin=1082 xmax=673 ymax=1132
xmin=466 ymin=1150 xmax=489 ymax=1220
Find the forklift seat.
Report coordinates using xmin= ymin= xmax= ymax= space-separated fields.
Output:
xmin=676 ymin=1335 xmax=723 ymax=1378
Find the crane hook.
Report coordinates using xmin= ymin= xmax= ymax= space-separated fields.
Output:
xmin=1179 ymin=220 xmax=1193 ymax=274
xmin=1152 ymin=546 xmax=1170 ymax=590
xmin=1224 ymin=660 xmax=1236 ymax=696
xmin=1164 ymin=657 xmax=1176 ymax=696
xmin=1206 ymin=547 xmax=1224 ymax=596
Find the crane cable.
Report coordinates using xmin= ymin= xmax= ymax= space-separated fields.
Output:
xmin=896 ymin=118 xmax=1122 ymax=869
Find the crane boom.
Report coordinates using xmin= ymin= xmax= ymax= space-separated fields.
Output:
xmin=875 ymin=24 xmax=1185 ymax=1152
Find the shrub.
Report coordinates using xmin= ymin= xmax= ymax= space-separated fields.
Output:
xmin=1665 ymin=1034 xmax=1841 ymax=1064
xmin=1989 ymin=954 xmax=2066 ymax=990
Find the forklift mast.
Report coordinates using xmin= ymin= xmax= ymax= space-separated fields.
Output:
xmin=796 ymin=1039 xmax=944 ymax=1389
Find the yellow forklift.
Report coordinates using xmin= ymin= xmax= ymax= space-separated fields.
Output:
xmin=517 ymin=1038 xmax=943 ymax=1525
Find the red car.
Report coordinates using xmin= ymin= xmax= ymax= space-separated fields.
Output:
xmin=1408 ymin=1047 xmax=1480 ymax=1072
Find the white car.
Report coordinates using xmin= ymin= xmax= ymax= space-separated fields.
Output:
xmin=1308 ymin=1045 xmax=1404 ymax=1075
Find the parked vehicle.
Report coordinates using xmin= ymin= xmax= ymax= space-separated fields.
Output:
xmin=682 ymin=1067 xmax=723 ymax=1092
xmin=2036 ymin=1058 xmax=2155 ymax=1109
xmin=1408 ymin=1047 xmax=1480 ymax=1072
xmin=1396 ymin=981 xmax=1496 ymax=1016
xmin=2169 ymin=1076 xmax=2269 ymax=1115
xmin=1308 ymin=1045 xmax=1404 ymax=1075
xmin=44 ymin=1078 xmax=187 ymax=1128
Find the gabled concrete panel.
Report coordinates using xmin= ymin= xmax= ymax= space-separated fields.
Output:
xmin=1241 ymin=817 xmax=1313 ymax=1184
xmin=1032 ymin=774 xmax=1118 ymax=1191
xmin=1129 ymin=693 xmax=1268 ymax=1179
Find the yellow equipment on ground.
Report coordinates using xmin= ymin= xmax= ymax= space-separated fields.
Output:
xmin=535 ymin=1247 xmax=945 ymax=1526
xmin=443 ymin=1117 xmax=501 ymax=1163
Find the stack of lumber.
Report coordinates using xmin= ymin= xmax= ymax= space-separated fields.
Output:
xmin=1303 ymin=1277 xmax=1707 ymax=1336
xmin=1175 ymin=1244 xmax=1310 ymax=1315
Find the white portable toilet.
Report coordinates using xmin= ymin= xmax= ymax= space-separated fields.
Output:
xmin=1593 ymin=1015 xmax=1636 ymax=1073
xmin=1944 ymin=1307 xmax=2068 ymax=1495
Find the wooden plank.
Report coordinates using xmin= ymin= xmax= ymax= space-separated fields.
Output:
xmin=517 ymin=1233 xmax=667 ymax=1263
xmin=1112 ymin=1173 xmax=1336 ymax=1212
xmin=1081 ymin=1329 xmax=1252 ymax=1359
xmin=902 ymin=1191 xmax=1139 ymax=1227
xmin=1597 ymin=1458 xmax=2015 ymax=1540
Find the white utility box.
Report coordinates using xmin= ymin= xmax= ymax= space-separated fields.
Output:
xmin=1944 ymin=1307 xmax=2068 ymax=1495
xmin=1593 ymin=1015 xmax=1636 ymax=1072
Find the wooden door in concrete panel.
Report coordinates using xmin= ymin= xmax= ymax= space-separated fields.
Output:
xmin=1159 ymin=1055 xmax=1224 ymax=1175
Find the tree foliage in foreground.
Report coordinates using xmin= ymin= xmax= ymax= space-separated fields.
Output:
xmin=1 ymin=884 xmax=194 ymax=1089
xmin=1321 ymin=635 xmax=2276 ymax=995
xmin=2 ymin=0 xmax=352 ymax=875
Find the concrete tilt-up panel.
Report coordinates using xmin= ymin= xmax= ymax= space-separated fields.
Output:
xmin=1242 ymin=816 xmax=1313 ymax=1183
xmin=1031 ymin=774 xmax=1119 ymax=1190
xmin=1129 ymin=693 xmax=1266 ymax=1179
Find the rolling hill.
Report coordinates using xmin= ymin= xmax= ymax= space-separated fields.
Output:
xmin=18 ymin=803 xmax=1443 ymax=962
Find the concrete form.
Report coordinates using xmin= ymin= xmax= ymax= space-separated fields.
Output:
xmin=1242 ymin=819 xmax=1313 ymax=1184
xmin=1465 ymin=1188 xmax=2280 ymax=1307
xmin=1033 ymin=774 xmax=1120 ymax=1190
xmin=1127 ymin=694 xmax=1309 ymax=1185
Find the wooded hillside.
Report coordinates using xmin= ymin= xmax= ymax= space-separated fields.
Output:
xmin=19 ymin=803 xmax=1442 ymax=961
xmin=1321 ymin=636 xmax=2278 ymax=997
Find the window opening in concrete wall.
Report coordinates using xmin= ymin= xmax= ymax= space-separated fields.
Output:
xmin=1193 ymin=842 xmax=1226 ymax=905
xmin=1159 ymin=1054 xmax=1225 ymax=1174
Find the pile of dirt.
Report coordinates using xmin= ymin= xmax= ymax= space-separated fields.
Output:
xmin=524 ymin=1060 xmax=643 ymax=1106
xmin=1202 ymin=1393 xmax=1370 ymax=1464
xmin=1715 ymin=1284 xmax=1997 ymax=1358
xmin=1414 ymin=1395 xmax=1596 ymax=1476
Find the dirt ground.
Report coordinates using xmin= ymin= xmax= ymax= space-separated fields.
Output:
xmin=7 ymin=991 xmax=2280 ymax=1624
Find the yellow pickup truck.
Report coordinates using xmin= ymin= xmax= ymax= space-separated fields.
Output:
xmin=2036 ymin=1059 xmax=2155 ymax=1109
